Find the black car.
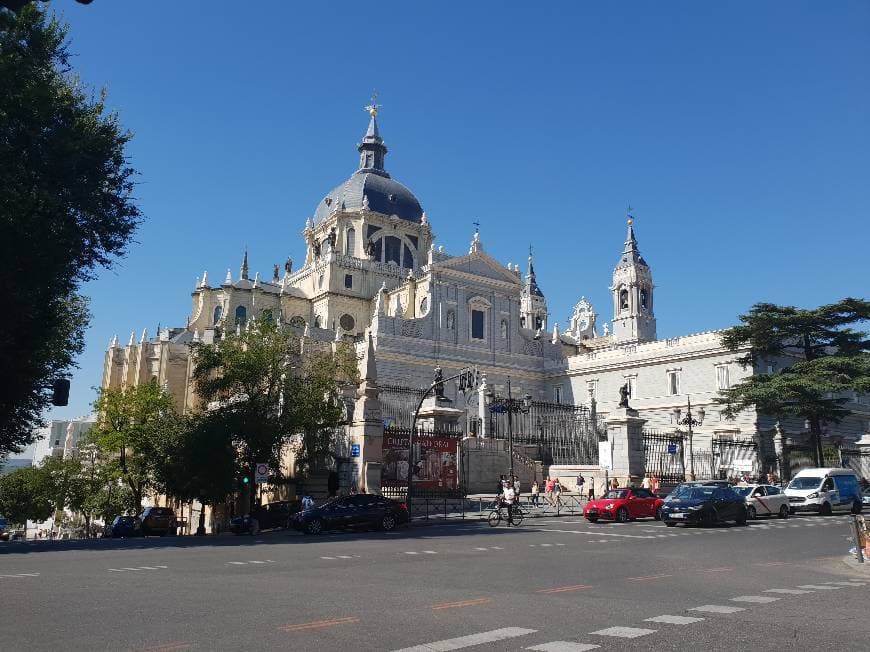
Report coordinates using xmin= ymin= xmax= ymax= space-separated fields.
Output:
xmin=290 ymin=494 xmax=409 ymax=535
xmin=230 ymin=500 xmax=301 ymax=534
xmin=109 ymin=515 xmax=143 ymax=538
xmin=138 ymin=506 xmax=177 ymax=536
xmin=660 ymin=483 xmax=748 ymax=527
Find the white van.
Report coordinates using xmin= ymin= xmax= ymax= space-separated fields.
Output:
xmin=785 ymin=468 xmax=862 ymax=515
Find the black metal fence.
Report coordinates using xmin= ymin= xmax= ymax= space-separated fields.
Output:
xmin=379 ymin=384 xmax=425 ymax=428
xmin=642 ymin=430 xmax=686 ymax=484
xmin=487 ymin=399 xmax=599 ymax=466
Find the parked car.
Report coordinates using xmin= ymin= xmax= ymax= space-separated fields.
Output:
xmin=109 ymin=515 xmax=143 ymax=538
xmin=138 ymin=506 xmax=178 ymax=536
xmin=0 ymin=514 xmax=7 ymax=541
xmin=230 ymin=500 xmax=301 ymax=535
xmin=785 ymin=468 xmax=862 ymax=515
xmin=734 ymin=484 xmax=790 ymax=519
xmin=660 ymin=483 xmax=748 ymax=527
xmin=290 ymin=494 xmax=409 ymax=535
xmin=583 ymin=488 xmax=664 ymax=523
xmin=862 ymin=488 xmax=870 ymax=508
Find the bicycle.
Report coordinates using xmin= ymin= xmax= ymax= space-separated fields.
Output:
xmin=488 ymin=502 xmax=525 ymax=527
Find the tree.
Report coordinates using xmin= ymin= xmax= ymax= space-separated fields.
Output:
xmin=90 ymin=382 xmax=180 ymax=513
xmin=154 ymin=414 xmax=237 ymax=535
xmin=718 ymin=298 xmax=870 ymax=466
xmin=0 ymin=466 xmax=52 ymax=537
xmin=192 ymin=319 xmax=358 ymax=510
xmin=0 ymin=5 xmax=141 ymax=456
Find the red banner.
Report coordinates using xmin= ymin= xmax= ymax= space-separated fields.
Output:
xmin=382 ymin=431 xmax=458 ymax=490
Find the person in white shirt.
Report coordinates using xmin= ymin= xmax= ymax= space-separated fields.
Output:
xmin=502 ymin=485 xmax=516 ymax=525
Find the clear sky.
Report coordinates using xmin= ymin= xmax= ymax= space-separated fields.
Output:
xmin=36 ymin=0 xmax=870 ymax=426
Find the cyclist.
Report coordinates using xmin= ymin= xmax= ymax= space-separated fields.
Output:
xmin=502 ymin=483 xmax=516 ymax=525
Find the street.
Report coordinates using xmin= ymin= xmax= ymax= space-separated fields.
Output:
xmin=1 ymin=513 xmax=867 ymax=651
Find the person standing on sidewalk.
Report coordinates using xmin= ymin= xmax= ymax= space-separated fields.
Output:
xmin=576 ymin=474 xmax=585 ymax=495
xmin=545 ymin=476 xmax=555 ymax=505
xmin=587 ymin=476 xmax=595 ymax=501
xmin=650 ymin=473 xmax=660 ymax=495
xmin=553 ymin=478 xmax=563 ymax=507
xmin=530 ymin=479 xmax=540 ymax=507
xmin=641 ymin=473 xmax=651 ymax=490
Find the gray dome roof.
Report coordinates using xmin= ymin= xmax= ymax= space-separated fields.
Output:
xmin=314 ymin=170 xmax=423 ymax=225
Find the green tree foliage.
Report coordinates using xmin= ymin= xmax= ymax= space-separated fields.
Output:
xmin=718 ymin=298 xmax=870 ymax=466
xmin=0 ymin=466 xmax=52 ymax=531
xmin=0 ymin=6 xmax=141 ymax=456
xmin=91 ymin=382 xmax=180 ymax=513
xmin=192 ymin=319 xmax=358 ymax=509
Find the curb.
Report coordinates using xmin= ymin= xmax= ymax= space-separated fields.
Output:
xmin=842 ymin=554 xmax=870 ymax=576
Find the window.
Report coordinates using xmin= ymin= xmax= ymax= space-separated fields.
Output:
xmin=234 ymin=305 xmax=247 ymax=325
xmin=640 ymin=289 xmax=648 ymax=311
xmin=716 ymin=365 xmax=730 ymax=390
xmin=620 ymin=289 xmax=629 ymax=311
xmin=370 ymin=238 xmax=382 ymax=262
xmin=213 ymin=305 xmax=222 ymax=325
xmin=345 ymin=227 xmax=355 ymax=256
xmin=317 ymin=274 xmax=324 ymax=289
xmin=314 ymin=316 xmax=321 ymax=328
xmin=384 ymin=236 xmax=401 ymax=265
xmin=471 ymin=309 xmax=485 ymax=339
xmin=344 ymin=274 xmax=353 ymax=289
xmin=420 ymin=297 xmax=428 ymax=314
xmin=534 ymin=315 xmax=543 ymax=330
xmin=403 ymin=244 xmax=414 ymax=269
xmin=553 ymin=386 xmax=563 ymax=404
xmin=667 ymin=370 xmax=680 ymax=396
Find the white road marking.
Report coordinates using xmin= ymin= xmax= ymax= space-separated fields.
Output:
xmin=391 ymin=627 xmax=537 ymax=651
xmin=526 ymin=642 xmax=600 ymax=651
xmin=537 ymin=527 xmax=655 ymax=540
xmin=644 ymin=615 xmax=704 ymax=625
xmin=490 ymin=546 xmax=505 ymax=550
xmin=540 ymin=543 xmax=553 ymax=547
xmin=321 ymin=556 xmax=336 ymax=560
xmin=589 ymin=627 xmax=656 ymax=638
xmin=764 ymin=589 xmax=814 ymax=595
xmin=248 ymin=560 xmax=266 ymax=564
xmin=228 ymin=561 xmax=247 ymax=565
xmin=422 ymin=550 xmax=438 ymax=554
xmin=797 ymin=585 xmax=842 ymax=590
xmin=0 ymin=573 xmax=42 ymax=578
xmin=689 ymin=605 xmax=745 ymax=614
xmin=404 ymin=551 xmax=420 ymax=555
xmin=474 ymin=547 xmax=489 ymax=551
xmin=831 ymin=582 xmax=866 ymax=587
xmin=555 ymin=543 xmax=566 ymax=546
xmin=731 ymin=595 xmax=780 ymax=603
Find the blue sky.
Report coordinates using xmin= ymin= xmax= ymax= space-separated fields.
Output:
xmin=37 ymin=1 xmax=870 ymax=425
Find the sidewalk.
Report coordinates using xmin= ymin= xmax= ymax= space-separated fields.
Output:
xmin=408 ymin=492 xmax=589 ymax=525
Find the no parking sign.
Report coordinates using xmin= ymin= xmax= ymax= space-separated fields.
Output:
xmin=254 ymin=462 xmax=269 ymax=484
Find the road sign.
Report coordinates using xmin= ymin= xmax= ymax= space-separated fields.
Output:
xmin=254 ymin=463 xmax=269 ymax=484
xmin=667 ymin=443 xmax=677 ymax=455
xmin=350 ymin=444 xmax=361 ymax=457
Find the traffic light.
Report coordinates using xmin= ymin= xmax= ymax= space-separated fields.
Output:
xmin=242 ymin=476 xmax=250 ymax=485
xmin=51 ymin=379 xmax=70 ymax=406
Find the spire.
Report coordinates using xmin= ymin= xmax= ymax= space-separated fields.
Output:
xmin=201 ymin=270 xmax=208 ymax=288
xmin=240 ymin=249 xmax=249 ymax=280
xmin=361 ymin=330 xmax=378 ymax=383
xmin=224 ymin=268 xmax=232 ymax=285
xmin=140 ymin=328 xmax=148 ymax=343
xmin=358 ymin=93 xmax=388 ymax=176
xmin=108 ymin=334 xmax=119 ymax=350
xmin=128 ymin=331 xmax=135 ymax=346
xmin=524 ymin=245 xmax=544 ymax=298
xmin=616 ymin=209 xmax=648 ymax=269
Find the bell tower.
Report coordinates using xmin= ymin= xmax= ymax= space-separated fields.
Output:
xmin=610 ymin=214 xmax=656 ymax=343
xmin=520 ymin=246 xmax=548 ymax=333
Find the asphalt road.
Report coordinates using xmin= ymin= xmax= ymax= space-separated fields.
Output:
xmin=1 ymin=513 xmax=867 ymax=651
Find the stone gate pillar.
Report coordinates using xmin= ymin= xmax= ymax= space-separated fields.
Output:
xmin=605 ymin=407 xmax=647 ymax=485
xmin=350 ymin=332 xmax=383 ymax=493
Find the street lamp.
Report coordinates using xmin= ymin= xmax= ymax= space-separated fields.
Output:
xmin=484 ymin=378 xmax=533 ymax=479
xmin=674 ymin=396 xmax=705 ymax=481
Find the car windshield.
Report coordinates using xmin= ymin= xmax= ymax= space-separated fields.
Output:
xmin=603 ymin=490 xmax=629 ymax=499
xmin=788 ymin=477 xmax=821 ymax=490
xmin=734 ymin=487 xmax=754 ymax=497
xmin=671 ymin=486 xmax=717 ymax=501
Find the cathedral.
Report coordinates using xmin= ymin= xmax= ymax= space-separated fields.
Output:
xmin=101 ymin=105 xmax=870 ymax=498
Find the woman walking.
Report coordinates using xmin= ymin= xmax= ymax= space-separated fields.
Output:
xmin=530 ymin=479 xmax=540 ymax=507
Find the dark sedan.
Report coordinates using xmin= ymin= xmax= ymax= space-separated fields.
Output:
xmin=230 ymin=500 xmax=301 ymax=534
xmin=290 ymin=494 xmax=409 ymax=535
xmin=109 ymin=515 xmax=142 ymax=538
xmin=660 ymin=483 xmax=748 ymax=527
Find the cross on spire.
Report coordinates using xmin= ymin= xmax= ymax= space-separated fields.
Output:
xmin=472 ymin=220 xmax=480 ymax=234
xmin=365 ymin=91 xmax=381 ymax=118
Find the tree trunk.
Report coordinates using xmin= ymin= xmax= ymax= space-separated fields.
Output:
xmin=809 ymin=415 xmax=824 ymax=467
xmin=197 ymin=504 xmax=206 ymax=536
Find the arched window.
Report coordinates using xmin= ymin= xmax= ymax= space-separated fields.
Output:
xmin=419 ymin=297 xmax=428 ymax=314
xmin=534 ymin=315 xmax=543 ymax=330
xmin=640 ymin=289 xmax=648 ymax=311
xmin=521 ymin=316 xmax=526 ymax=327
xmin=620 ymin=289 xmax=629 ymax=311
xmin=345 ymin=228 xmax=356 ymax=256
xmin=235 ymin=305 xmax=247 ymax=325
xmin=403 ymin=244 xmax=414 ymax=269
xmin=213 ymin=305 xmax=223 ymax=325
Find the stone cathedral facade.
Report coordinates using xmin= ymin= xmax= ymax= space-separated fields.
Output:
xmin=102 ymin=107 xmax=870 ymax=493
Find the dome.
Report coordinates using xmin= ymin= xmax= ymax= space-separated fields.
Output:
xmin=313 ymin=170 xmax=423 ymax=225
xmin=312 ymin=111 xmax=424 ymax=225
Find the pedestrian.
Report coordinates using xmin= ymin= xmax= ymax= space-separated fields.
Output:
xmin=545 ymin=476 xmax=555 ymax=505
xmin=610 ymin=477 xmax=619 ymax=490
xmin=766 ymin=471 xmax=777 ymax=486
xmin=530 ymin=479 xmax=540 ymax=507
xmin=513 ymin=476 xmax=521 ymax=497
xmin=650 ymin=473 xmax=660 ymax=495
xmin=553 ymin=478 xmax=563 ymax=506
xmin=576 ymin=474 xmax=585 ymax=494
xmin=587 ymin=477 xmax=595 ymax=501
xmin=641 ymin=473 xmax=651 ymax=490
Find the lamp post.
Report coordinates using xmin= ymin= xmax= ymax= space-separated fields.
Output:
xmin=484 ymin=378 xmax=533 ymax=479
xmin=674 ymin=396 xmax=705 ymax=481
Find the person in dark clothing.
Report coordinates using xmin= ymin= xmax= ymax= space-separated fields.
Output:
xmin=327 ymin=470 xmax=340 ymax=498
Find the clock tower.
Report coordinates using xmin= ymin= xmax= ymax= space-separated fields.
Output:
xmin=610 ymin=216 xmax=656 ymax=343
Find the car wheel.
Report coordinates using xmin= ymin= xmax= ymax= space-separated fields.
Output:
xmin=616 ymin=507 xmax=629 ymax=523
xmin=701 ymin=511 xmax=716 ymax=528
xmin=655 ymin=506 xmax=664 ymax=521
xmin=380 ymin=514 xmax=397 ymax=532
xmin=665 ymin=521 xmax=676 ymax=527
xmin=305 ymin=519 xmax=324 ymax=535
xmin=820 ymin=502 xmax=832 ymax=516
xmin=735 ymin=509 xmax=747 ymax=526
xmin=778 ymin=505 xmax=789 ymax=519
xmin=586 ymin=516 xmax=598 ymax=524
xmin=851 ymin=501 xmax=863 ymax=515
xmin=747 ymin=506 xmax=756 ymax=520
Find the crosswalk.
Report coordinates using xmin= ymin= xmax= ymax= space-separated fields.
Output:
xmin=389 ymin=578 xmax=868 ymax=651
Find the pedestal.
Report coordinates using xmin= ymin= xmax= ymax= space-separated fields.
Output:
xmin=416 ymin=395 xmax=464 ymax=431
xmin=604 ymin=407 xmax=647 ymax=485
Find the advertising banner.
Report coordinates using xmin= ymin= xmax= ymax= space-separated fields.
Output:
xmin=381 ymin=430 xmax=458 ymax=490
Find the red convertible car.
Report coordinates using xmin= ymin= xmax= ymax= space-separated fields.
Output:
xmin=583 ymin=488 xmax=664 ymax=523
